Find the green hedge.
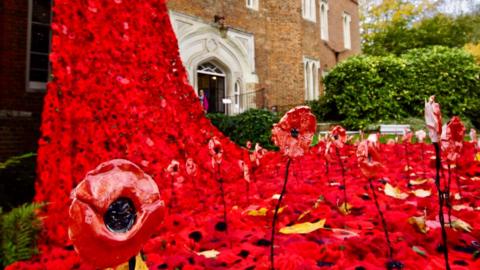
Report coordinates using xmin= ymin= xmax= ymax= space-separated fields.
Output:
xmin=207 ymin=109 xmax=279 ymax=149
xmin=321 ymin=46 xmax=480 ymax=129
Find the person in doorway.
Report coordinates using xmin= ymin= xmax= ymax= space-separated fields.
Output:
xmin=198 ymin=89 xmax=209 ymax=112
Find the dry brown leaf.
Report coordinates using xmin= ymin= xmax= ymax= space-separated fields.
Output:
xmin=280 ymin=219 xmax=326 ymax=234
xmin=384 ymin=183 xmax=408 ymax=200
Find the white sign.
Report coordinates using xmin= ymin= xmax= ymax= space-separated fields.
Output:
xmin=222 ymin=98 xmax=232 ymax=104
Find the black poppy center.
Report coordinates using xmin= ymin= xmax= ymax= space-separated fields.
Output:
xmin=214 ymin=146 xmax=222 ymax=154
xmin=290 ymin=128 xmax=299 ymax=138
xmin=104 ymin=197 xmax=136 ymax=233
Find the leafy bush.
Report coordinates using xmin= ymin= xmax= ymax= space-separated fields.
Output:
xmin=0 ymin=203 xmax=43 ymax=267
xmin=0 ymin=153 xmax=37 ymax=211
xmin=207 ymin=109 xmax=279 ymax=149
xmin=323 ymin=46 xmax=480 ymax=129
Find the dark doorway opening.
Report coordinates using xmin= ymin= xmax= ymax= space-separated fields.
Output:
xmin=197 ymin=62 xmax=226 ymax=114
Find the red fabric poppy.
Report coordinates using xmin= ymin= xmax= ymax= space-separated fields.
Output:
xmin=330 ymin=125 xmax=347 ymax=148
xmin=208 ymin=136 xmax=224 ymax=167
xmin=442 ymin=116 xmax=466 ymax=163
xmin=425 ymin=95 xmax=442 ymax=143
xmin=271 ymin=106 xmax=317 ymax=158
xmin=356 ymin=140 xmax=384 ymax=179
xmin=68 ymin=159 xmax=165 ymax=268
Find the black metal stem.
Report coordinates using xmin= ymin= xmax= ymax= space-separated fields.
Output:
xmin=421 ymin=143 xmax=427 ymax=177
xmin=433 ymin=142 xmax=451 ymax=270
xmin=368 ymin=178 xmax=394 ymax=260
xmin=447 ymin=164 xmax=452 ymax=226
xmin=168 ymin=175 xmax=176 ymax=214
xmin=217 ymin=164 xmax=228 ymax=233
xmin=404 ymin=142 xmax=411 ymax=180
xmin=335 ymin=147 xmax=348 ymax=213
xmin=270 ymin=158 xmax=292 ymax=270
xmin=128 ymin=256 xmax=136 ymax=270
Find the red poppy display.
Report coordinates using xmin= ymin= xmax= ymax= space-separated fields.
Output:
xmin=271 ymin=106 xmax=317 ymax=158
xmin=68 ymin=159 xmax=165 ymax=268
xmin=10 ymin=0 xmax=480 ymax=269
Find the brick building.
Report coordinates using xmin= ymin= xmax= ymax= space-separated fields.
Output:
xmin=0 ymin=0 xmax=360 ymax=160
xmin=168 ymin=0 xmax=361 ymax=113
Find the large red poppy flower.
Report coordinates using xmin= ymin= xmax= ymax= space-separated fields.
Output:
xmin=271 ymin=106 xmax=317 ymax=158
xmin=442 ymin=116 xmax=465 ymax=163
xmin=330 ymin=125 xmax=347 ymax=148
xmin=425 ymin=95 xmax=442 ymax=143
xmin=208 ymin=136 xmax=224 ymax=167
xmin=356 ymin=140 xmax=384 ymax=179
xmin=68 ymin=159 xmax=165 ymax=268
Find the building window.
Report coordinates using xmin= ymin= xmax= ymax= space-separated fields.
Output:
xmin=234 ymin=81 xmax=241 ymax=110
xmin=343 ymin=12 xmax=352 ymax=50
xmin=302 ymin=0 xmax=316 ymax=22
xmin=27 ymin=0 xmax=52 ymax=92
xmin=320 ymin=0 xmax=329 ymax=41
xmin=303 ymin=57 xmax=320 ymax=101
xmin=246 ymin=0 xmax=259 ymax=10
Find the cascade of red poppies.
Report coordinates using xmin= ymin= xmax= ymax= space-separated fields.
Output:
xmin=35 ymin=0 xmax=245 ymax=245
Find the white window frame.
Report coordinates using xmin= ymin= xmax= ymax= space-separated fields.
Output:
xmin=303 ymin=57 xmax=320 ymax=101
xmin=343 ymin=12 xmax=352 ymax=50
xmin=26 ymin=0 xmax=52 ymax=93
xmin=302 ymin=0 xmax=316 ymax=22
xmin=320 ymin=0 xmax=329 ymax=41
xmin=246 ymin=0 xmax=259 ymax=11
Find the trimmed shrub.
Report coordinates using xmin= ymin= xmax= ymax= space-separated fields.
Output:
xmin=207 ymin=109 xmax=279 ymax=149
xmin=323 ymin=46 xmax=480 ymax=129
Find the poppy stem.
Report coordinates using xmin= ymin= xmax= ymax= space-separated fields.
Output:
xmin=325 ymin=159 xmax=329 ymax=175
xmin=433 ymin=142 xmax=451 ymax=270
xmin=335 ymin=147 xmax=348 ymax=213
xmin=217 ymin=164 xmax=228 ymax=234
xmin=270 ymin=158 xmax=292 ymax=270
xmin=421 ymin=143 xmax=427 ymax=178
xmin=128 ymin=256 xmax=136 ymax=270
xmin=404 ymin=142 xmax=411 ymax=180
xmin=368 ymin=178 xmax=394 ymax=260
xmin=168 ymin=174 xmax=176 ymax=214
xmin=447 ymin=164 xmax=452 ymax=226
xmin=454 ymin=163 xmax=463 ymax=198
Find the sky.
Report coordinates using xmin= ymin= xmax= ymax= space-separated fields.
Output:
xmin=440 ymin=0 xmax=480 ymax=15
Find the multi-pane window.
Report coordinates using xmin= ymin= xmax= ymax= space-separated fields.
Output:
xmin=28 ymin=0 xmax=52 ymax=92
xmin=302 ymin=0 xmax=316 ymax=22
xmin=246 ymin=0 xmax=259 ymax=10
xmin=320 ymin=0 xmax=329 ymax=41
xmin=303 ymin=57 xmax=320 ymax=101
xmin=343 ymin=12 xmax=352 ymax=50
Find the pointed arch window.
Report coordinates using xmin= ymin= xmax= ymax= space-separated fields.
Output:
xmin=343 ymin=12 xmax=352 ymax=50
xmin=320 ymin=0 xmax=329 ymax=41
xmin=246 ymin=0 xmax=259 ymax=10
xmin=303 ymin=57 xmax=320 ymax=101
xmin=302 ymin=0 xmax=316 ymax=22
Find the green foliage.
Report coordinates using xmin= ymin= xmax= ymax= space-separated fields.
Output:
xmin=207 ymin=109 xmax=279 ymax=149
xmin=0 ymin=203 xmax=43 ymax=267
xmin=305 ymin=96 xmax=335 ymax=122
xmin=323 ymin=46 xmax=480 ymax=129
xmin=0 ymin=153 xmax=37 ymax=211
xmin=363 ymin=9 xmax=480 ymax=56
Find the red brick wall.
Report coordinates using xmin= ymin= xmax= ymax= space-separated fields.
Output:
xmin=167 ymin=0 xmax=361 ymax=110
xmin=0 ymin=0 xmax=44 ymax=161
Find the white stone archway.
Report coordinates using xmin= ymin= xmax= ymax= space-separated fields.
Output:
xmin=169 ymin=11 xmax=258 ymax=114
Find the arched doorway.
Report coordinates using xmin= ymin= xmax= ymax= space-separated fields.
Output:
xmin=197 ymin=62 xmax=226 ymax=113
